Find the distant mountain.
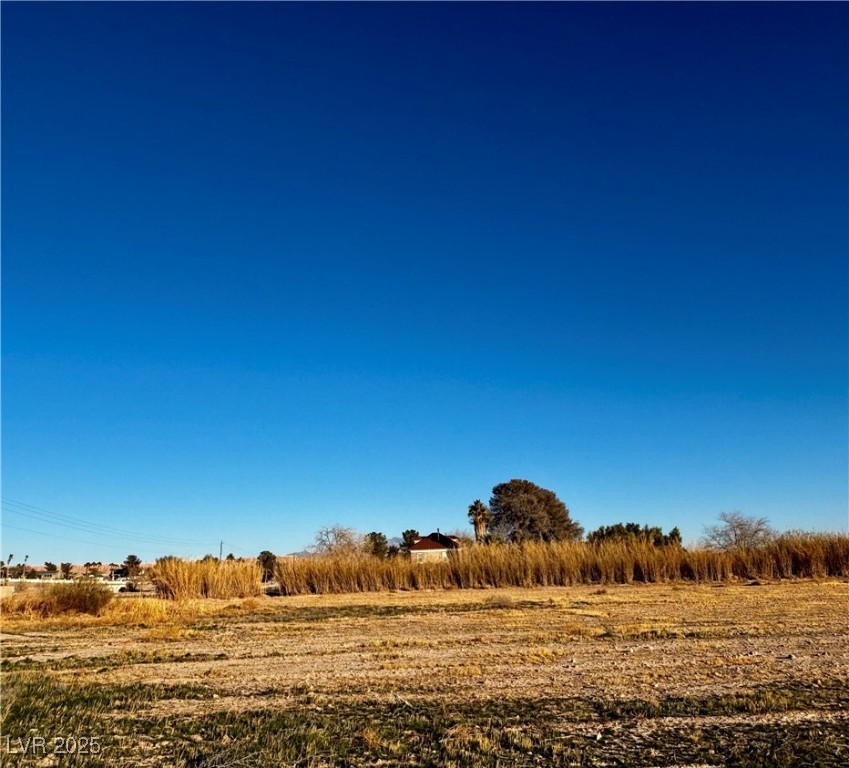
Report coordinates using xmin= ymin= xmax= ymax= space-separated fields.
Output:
xmin=284 ymin=549 xmax=313 ymax=558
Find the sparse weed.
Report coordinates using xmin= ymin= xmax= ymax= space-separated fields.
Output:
xmin=3 ymin=672 xmax=846 ymax=767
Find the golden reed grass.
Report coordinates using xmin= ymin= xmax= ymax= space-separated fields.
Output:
xmin=147 ymin=557 xmax=263 ymax=599
xmin=273 ymin=533 xmax=849 ymax=595
xmin=121 ymin=533 xmax=849 ymax=598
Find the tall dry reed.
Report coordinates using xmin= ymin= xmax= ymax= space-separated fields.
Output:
xmin=273 ymin=533 xmax=849 ymax=595
xmin=148 ymin=558 xmax=263 ymax=599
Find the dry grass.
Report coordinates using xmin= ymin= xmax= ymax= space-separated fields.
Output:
xmin=147 ymin=557 xmax=263 ymax=599
xmin=1 ymin=594 xmax=230 ymax=629
xmin=273 ymin=533 xmax=849 ymax=595
xmin=0 ymin=579 xmax=113 ymax=618
xmin=2 ymin=581 xmax=847 ymax=767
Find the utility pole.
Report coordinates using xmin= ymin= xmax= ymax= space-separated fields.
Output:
xmin=219 ymin=540 xmax=223 ymax=562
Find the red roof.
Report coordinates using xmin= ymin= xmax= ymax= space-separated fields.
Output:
xmin=409 ymin=532 xmax=461 ymax=551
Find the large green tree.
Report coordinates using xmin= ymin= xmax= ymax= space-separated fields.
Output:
xmin=489 ymin=479 xmax=583 ymax=543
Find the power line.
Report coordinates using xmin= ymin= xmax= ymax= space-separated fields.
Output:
xmin=2 ymin=497 xmax=264 ymax=559
xmin=220 ymin=540 xmax=258 ymax=557
xmin=3 ymin=497 xmax=213 ymax=546
xmin=0 ymin=523 xmax=193 ymax=559
xmin=2 ymin=505 xmax=219 ymax=549
xmin=2 ymin=497 xmax=221 ymax=549
xmin=2 ymin=523 xmax=259 ymax=562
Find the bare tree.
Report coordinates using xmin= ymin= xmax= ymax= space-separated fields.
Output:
xmin=445 ymin=528 xmax=475 ymax=548
xmin=702 ymin=511 xmax=775 ymax=550
xmin=313 ymin=525 xmax=366 ymax=557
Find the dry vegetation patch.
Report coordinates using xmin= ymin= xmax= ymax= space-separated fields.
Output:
xmin=2 ymin=581 xmax=847 ymax=766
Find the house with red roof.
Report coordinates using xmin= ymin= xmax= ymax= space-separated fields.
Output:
xmin=408 ymin=531 xmax=462 ymax=562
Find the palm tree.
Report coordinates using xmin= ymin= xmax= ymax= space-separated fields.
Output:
xmin=467 ymin=500 xmax=491 ymax=544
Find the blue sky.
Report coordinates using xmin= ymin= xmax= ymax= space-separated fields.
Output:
xmin=2 ymin=3 xmax=847 ymax=564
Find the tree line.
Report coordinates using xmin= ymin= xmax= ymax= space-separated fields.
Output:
xmin=7 ymin=480 xmax=785 ymax=585
xmin=2 ymin=554 xmax=145 ymax=580
xmin=251 ymin=479 xmax=789 ymax=582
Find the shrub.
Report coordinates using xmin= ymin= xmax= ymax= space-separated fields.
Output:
xmin=0 ymin=578 xmax=113 ymax=617
xmin=52 ymin=578 xmax=114 ymax=614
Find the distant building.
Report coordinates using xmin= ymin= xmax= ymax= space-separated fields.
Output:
xmin=408 ymin=532 xmax=462 ymax=563
xmin=39 ymin=570 xmax=61 ymax=581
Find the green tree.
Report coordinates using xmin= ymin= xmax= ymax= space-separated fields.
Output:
xmin=365 ymin=532 xmax=388 ymax=558
xmin=401 ymin=529 xmax=420 ymax=551
xmin=44 ymin=562 xmax=58 ymax=574
xmin=489 ymin=479 xmax=583 ymax=543
xmin=124 ymin=554 xmax=142 ymax=578
xmin=257 ymin=551 xmax=277 ymax=582
xmin=467 ymin=500 xmax=492 ymax=543
xmin=587 ymin=523 xmax=682 ymax=546
xmin=60 ymin=562 xmax=73 ymax=579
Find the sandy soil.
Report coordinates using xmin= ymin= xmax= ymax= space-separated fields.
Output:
xmin=3 ymin=580 xmax=847 ymax=713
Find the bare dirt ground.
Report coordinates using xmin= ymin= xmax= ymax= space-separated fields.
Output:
xmin=2 ymin=580 xmax=848 ymax=766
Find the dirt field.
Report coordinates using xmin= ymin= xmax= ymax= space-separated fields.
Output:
xmin=2 ymin=580 xmax=848 ymax=766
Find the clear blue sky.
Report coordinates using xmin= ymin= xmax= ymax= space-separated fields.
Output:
xmin=2 ymin=3 xmax=847 ymax=565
